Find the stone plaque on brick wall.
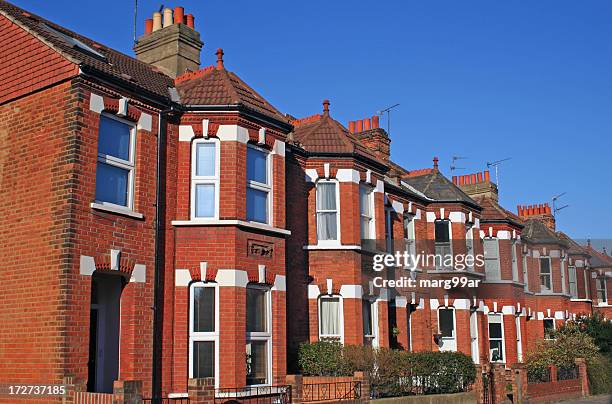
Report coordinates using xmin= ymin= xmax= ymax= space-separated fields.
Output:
xmin=247 ymin=240 xmax=274 ymax=259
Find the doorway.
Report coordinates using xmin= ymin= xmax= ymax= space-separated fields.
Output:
xmin=87 ymin=273 xmax=124 ymax=393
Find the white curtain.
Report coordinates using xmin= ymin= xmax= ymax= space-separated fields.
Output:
xmin=320 ymin=298 xmax=340 ymax=336
xmin=316 ymin=183 xmax=337 ymax=240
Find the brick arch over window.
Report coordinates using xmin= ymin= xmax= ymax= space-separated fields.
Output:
xmin=93 ymin=254 xmax=136 ymax=277
xmin=102 ymin=97 xmax=142 ymax=122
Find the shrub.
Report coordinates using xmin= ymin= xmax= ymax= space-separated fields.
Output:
xmin=588 ymin=354 xmax=612 ymax=394
xmin=565 ymin=313 xmax=612 ymax=357
xmin=297 ymin=342 xmax=476 ymax=397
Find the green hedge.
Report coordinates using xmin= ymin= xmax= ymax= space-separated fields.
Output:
xmin=298 ymin=342 xmax=476 ymax=397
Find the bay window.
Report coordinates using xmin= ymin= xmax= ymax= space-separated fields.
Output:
xmin=191 ymin=139 xmax=219 ymax=219
xmin=597 ymin=278 xmax=607 ymax=304
xmin=434 ymin=220 xmax=452 ymax=270
xmin=246 ymin=286 xmax=271 ymax=386
xmin=488 ymin=313 xmax=505 ymax=362
xmin=316 ymin=181 xmax=339 ymax=243
xmin=484 ymin=238 xmax=501 ymax=280
xmin=246 ymin=146 xmax=271 ymax=224
xmin=568 ymin=265 xmax=577 ymax=298
xmin=539 ymin=257 xmax=552 ymax=291
xmin=404 ymin=214 xmax=416 ymax=266
xmin=359 ymin=185 xmax=375 ymax=240
xmin=511 ymin=241 xmax=519 ymax=282
xmin=95 ymin=114 xmax=136 ymax=208
xmin=319 ymin=296 xmax=342 ymax=341
xmin=189 ymin=284 xmax=218 ymax=380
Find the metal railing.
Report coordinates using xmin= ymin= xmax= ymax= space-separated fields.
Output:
xmin=142 ymin=397 xmax=190 ymax=404
xmin=527 ymin=368 xmax=551 ymax=384
xmin=302 ymin=380 xmax=361 ymax=402
xmin=557 ymin=366 xmax=579 ymax=381
xmin=214 ymin=385 xmax=291 ymax=404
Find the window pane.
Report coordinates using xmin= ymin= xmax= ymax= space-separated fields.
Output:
xmin=193 ymin=341 xmax=214 ymax=378
xmin=360 ymin=186 xmax=371 ymax=216
xmin=362 ymin=300 xmax=373 ymax=336
xmin=246 ymin=341 xmax=267 ymax=385
xmin=193 ymin=287 xmax=215 ymax=332
xmin=439 ymin=309 xmax=454 ymax=338
xmin=361 ymin=217 xmax=370 ymax=240
xmin=489 ymin=340 xmax=503 ymax=361
xmin=540 ymin=258 xmax=551 ymax=273
xmin=196 ymin=143 xmax=216 ymax=177
xmin=246 ymin=188 xmax=268 ymax=223
xmin=435 ymin=221 xmax=450 ymax=242
xmin=195 ymin=184 xmax=215 ymax=217
xmin=95 ymin=162 xmax=129 ymax=206
xmin=489 ymin=322 xmax=502 ymax=339
xmin=320 ymin=298 xmax=340 ymax=335
xmin=317 ymin=212 xmax=337 ymax=240
xmin=247 ymin=148 xmax=267 ymax=184
xmin=316 ymin=183 xmax=336 ymax=210
xmin=98 ymin=115 xmax=131 ymax=161
xmin=484 ymin=239 xmax=499 ymax=259
xmin=247 ymin=288 xmax=267 ymax=333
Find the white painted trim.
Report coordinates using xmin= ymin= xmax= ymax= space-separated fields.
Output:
xmin=258 ymin=127 xmax=266 ymax=144
xmin=137 ymin=113 xmax=152 ymax=131
xmin=117 ymin=98 xmax=128 ymax=117
xmin=272 ymin=140 xmax=285 ymax=157
xmin=89 ymin=93 xmax=104 ymax=113
xmin=188 ymin=282 xmax=220 ymax=388
xmin=391 ymin=200 xmax=404 ymax=214
xmin=130 ymin=264 xmax=146 ymax=283
xmin=171 ymin=219 xmax=291 ymax=235
xmin=202 ymin=119 xmax=210 ymax=138
xmin=374 ymin=179 xmax=384 ymax=193
xmin=179 ymin=125 xmax=195 ymax=142
xmin=305 ymin=169 xmax=319 ymax=182
xmin=215 ymin=269 xmax=249 ymax=288
xmin=272 ymin=275 xmax=286 ymax=292
xmin=339 ymin=285 xmax=363 ymax=299
xmin=303 ymin=244 xmax=361 ymax=250
xmin=80 ymin=255 xmax=96 ymax=276
xmin=426 ymin=212 xmax=437 ymax=222
xmin=394 ymin=296 xmax=408 ymax=308
xmin=216 ymin=124 xmax=249 ymax=143
xmin=449 ymin=212 xmax=465 ymax=223
xmin=335 ymin=169 xmax=360 ymax=183
xmin=191 ymin=138 xmax=221 ymax=220
xmin=318 ymin=295 xmax=344 ymax=343
xmin=175 ymin=269 xmax=192 ymax=287
xmin=90 ymin=202 xmax=144 ymax=219
xmin=308 ymin=285 xmax=321 ymax=299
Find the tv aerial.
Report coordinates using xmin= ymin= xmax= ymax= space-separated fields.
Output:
xmin=486 ymin=157 xmax=511 ymax=187
xmin=377 ymin=103 xmax=400 ymax=136
xmin=552 ymin=192 xmax=569 ymax=217
xmin=450 ymin=156 xmax=468 ymax=171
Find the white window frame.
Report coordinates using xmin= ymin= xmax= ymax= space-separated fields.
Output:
xmin=522 ymin=253 xmax=529 ymax=292
xmin=95 ymin=113 xmax=136 ymax=210
xmin=539 ymin=257 xmax=552 ymax=292
xmin=511 ymin=240 xmax=519 ymax=282
xmin=385 ymin=207 xmax=394 ymax=253
xmin=488 ymin=313 xmax=506 ymax=363
xmin=465 ymin=226 xmax=474 ymax=271
xmin=596 ymin=277 xmax=608 ymax=305
xmin=404 ymin=214 xmax=417 ymax=268
xmin=190 ymin=138 xmax=220 ymax=220
xmin=362 ymin=298 xmax=379 ymax=347
xmin=584 ymin=270 xmax=590 ymax=299
xmin=245 ymin=284 xmax=273 ymax=386
xmin=315 ymin=180 xmax=341 ymax=246
xmin=189 ymin=282 xmax=220 ymax=388
xmin=318 ymin=295 xmax=344 ymax=343
xmin=515 ymin=315 xmax=523 ymax=362
xmin=560 ymin=258 xmax=567 ymax=295
xmin=469 ymin=310 xmax=479 ymax=363
xmin=568 ymin=265 xmax=577 ymax=298
xmin=437 ymin=307 xmax=457 ymax=352
xmin=543 ymin=318 xmax=555 ymax=339
xmin=483 ymin=238 xmax=501 ymax=280
xmin=359 ymin=184 xmax=375 ymax=240
xmin=246 ymin=144 xmax=273 ymax=225
xmin=434 ymin=220 xmax=453 ymax=270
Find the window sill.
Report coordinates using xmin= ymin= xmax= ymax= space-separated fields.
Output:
xmin=171 ymin=219 xmax=291 ymax=235
xmin=90 ymin=202 xmax=144 ymax=219
xmin=570 ymin=298 xmax=592 ymax=302
xmin=597 ymin=302 xmax=610 ymax=307
xmin=303 ymin=244 xmax=361 ymax=251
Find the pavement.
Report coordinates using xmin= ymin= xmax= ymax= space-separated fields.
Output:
xmin=553 ymin=395 xmax=612 ymax=404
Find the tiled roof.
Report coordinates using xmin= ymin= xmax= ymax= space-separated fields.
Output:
xmin=402 ymin=170 xmax=479 ymax=207
xmin=175 ymin=66 xmax=288 ymax=123
xmin=557 ymin=232 xmax=589 ymax=256
xmin=475 ymin=197 xmax=523 ymax=226
xmin=583 ymin=244 xmax=612 ymax=268
xmin=521 ymin=219 xmax=567 ymax=246
xmin=0 ymin=0 xmax=175 ymax=101
xmin=290 ymin=112 xmax=381 ymax=161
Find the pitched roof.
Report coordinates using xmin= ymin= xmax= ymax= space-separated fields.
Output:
xmin=583 ymin=244 xmax=612 ymax=268
xmin=290 ymin=112 xmax=381 ymax=161
xmin=0 ymin=0 xmax=175 ymax=101
xmin=521 ymin=219 xmax=567 ymax=246
xmin=401 ymin=170 xmax=480 ymax=207
xmin=175 ymin=65 xmax=288 ymax=123
xmin=557 ymin=232 xmax=589 ymax=256
xmin=474 ymin=196 xmax=523 ymax=227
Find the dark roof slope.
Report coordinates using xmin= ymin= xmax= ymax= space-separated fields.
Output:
xmin=522 ymin=219 xmax=567 ymax=246
xmin=175 ymin=65 xmax=288 ymax=123
xmin=0 ymin=0 xmax=175 ymax=101
xmin=583 ymin=244 xmax=612 ymax=268
xmin=557 ymin=232 xmax=589 ymax=256
xmin=402 ymin=170 xmax=479 ymax=207
xmin=474 ymin=197 xmax=523 ymax=227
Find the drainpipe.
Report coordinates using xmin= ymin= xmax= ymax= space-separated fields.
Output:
xmin=152 ymin=106 xmax=172 ymax=401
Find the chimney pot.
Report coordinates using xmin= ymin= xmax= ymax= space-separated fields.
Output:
xmin=152 ymin=12 xmax=162 ymax=31
xmin=323 ymin=99 xmax=330 ymax=115
xmin=145 ymin=18 xmax=153 ymax=34
xmin=546 ymin=205 xmax=551 ymax=214
xmin=477 ymin=172 xmax=483 ymax=183
xmin=174 ymin=7 xmax=185 ymax=25
xmin=459 ymin=175 xmax=465 ymax=185
xmin=517 ymin=205 xmax=522 ymax=215
xmin=484 ymin=170 xmax=490 ymax=182
xmin=356 ymin=120 xmax=364 ymax=132
xmin=372 ymin=115 xmax=380 ymax=128
xmin=433 ymin=157 xmax=439 ymax=170
xmin=186 ymin=14 xmax=195 ymax=28
xmin=471 ymin=173 xmax=477 ymax=184
xmin=364 ymin=118 xmax=371 ymax=130
xmin=348 ymin=121 xmax=356 ymax=133
xmin=452 ymin=176 xmax=457 ymax=185
xmin=216 ymin=48 xmax=224 ymax=70
xmin=163 ymin=8 xmax=173 ymax=28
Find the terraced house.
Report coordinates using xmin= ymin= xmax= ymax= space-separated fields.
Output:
xmin=0 ymin=1 xmax=610 ymax=402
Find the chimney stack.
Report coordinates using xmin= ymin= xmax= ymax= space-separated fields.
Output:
xmin=356 ymin=120 xmax=364 ymax=132
xmin=453 ymin=170 xmax=498 ymax=202
xmin=134 ymin=6 xmax=203 ymax=78
xmin=517 ymin=203 xmax=556 ymax=231
xmin=348 ymin=121 xmax=356 ymax=133
xmin=350 ymin=114 xmax=391 ymax=161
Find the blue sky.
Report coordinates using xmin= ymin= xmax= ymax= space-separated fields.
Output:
xmin=12 ymin=0 xmax=612 ymax=240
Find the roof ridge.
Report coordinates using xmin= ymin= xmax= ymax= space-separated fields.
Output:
xmin=404 ymin=168 xmax=434 ymax=177
xmin=175 ymin=65 xmax=215 ymax=84
xmin=290 ymin=114 xmax=322 ymax=126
